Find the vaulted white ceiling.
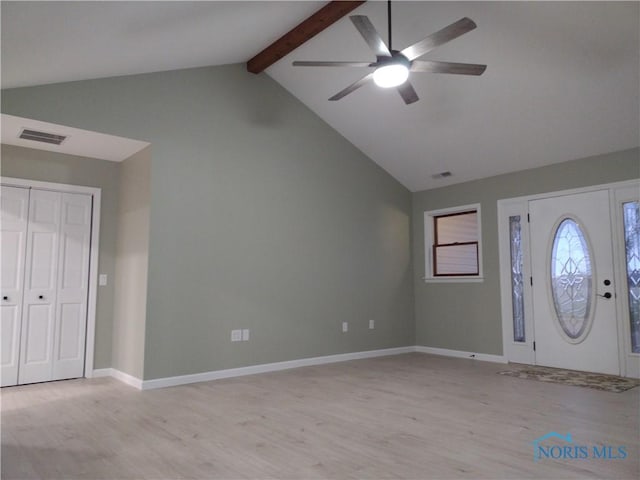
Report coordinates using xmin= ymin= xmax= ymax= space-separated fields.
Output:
xmin=2 ymin=1 xmax=638 ymax=192
xmin=1 ymin=1 xmax=325 ymax=88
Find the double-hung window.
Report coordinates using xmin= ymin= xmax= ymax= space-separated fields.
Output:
xmin=424 ymin=204 xmax=483 ymax=282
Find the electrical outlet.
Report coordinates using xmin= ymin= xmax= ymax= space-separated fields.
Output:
xmin=369 ymin=319 xmax=375 ymax=329
xmin=342 ymin=322 xmax=348 ymax=333
xmin=231 ymin=329 xmax=242 ymax=342
xmin=99 ymin=274 xmax=108 ymax=286
xmin=242 ymin=329 xmax=250 ymax=341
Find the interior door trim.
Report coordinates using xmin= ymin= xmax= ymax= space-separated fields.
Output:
xmin=1 ymin=176 xmax=101 ymax=378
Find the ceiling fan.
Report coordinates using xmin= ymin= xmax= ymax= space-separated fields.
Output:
xmin=292 ymin=0 xmax=487 ymax=105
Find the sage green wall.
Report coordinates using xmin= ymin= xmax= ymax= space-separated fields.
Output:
xmin=0 ymin=144 xmax=120 ymax=369
xmin=2 ymin=64 xmax=414 ymax=380
xmin=111 ymin=147 xmax=151 ymax=378
xmin=412 ymin=147 xmax=640 ymax=354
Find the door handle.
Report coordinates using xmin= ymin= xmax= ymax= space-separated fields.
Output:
xmin=2 ymin=296 xmax=7 ymax=301
xmin=597 ymin=292 xmax=612 ymax=299
xmin=38 ymin=295 xmax=44 ymax=300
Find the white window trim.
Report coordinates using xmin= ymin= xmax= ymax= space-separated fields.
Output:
xmin=423 ymin=203 xmax=484 ymax=283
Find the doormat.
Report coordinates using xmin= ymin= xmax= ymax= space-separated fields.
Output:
xmin=497 ymin=366 xmax=640 ymax=393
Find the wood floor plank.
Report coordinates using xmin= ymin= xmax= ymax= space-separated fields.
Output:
xmin=2 ymin=353 xmax=638 ymax=479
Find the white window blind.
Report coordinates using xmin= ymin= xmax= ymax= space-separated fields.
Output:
xmin=433 ymin=210 xmax=479 ymax=276
xmin=436 ymin=212 xmax=478 ymax=243
xmin=424 ymin=203 xmax=483 ymax=282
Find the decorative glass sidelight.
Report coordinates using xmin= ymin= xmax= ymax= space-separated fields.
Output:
xmin=550 ymin=218 xmax=593 ymax=340
xmin=509 ymin=216 xmax=525 ymax=342
xmin=623 ymin=202 xmax=640 ymax=353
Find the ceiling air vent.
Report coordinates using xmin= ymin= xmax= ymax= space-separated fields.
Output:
xmin=19 ymin=128 xmax=67 ymax=145
xmin=432 ymin=171 xmax=452 ymax=179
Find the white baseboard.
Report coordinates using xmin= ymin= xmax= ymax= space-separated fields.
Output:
xmin=92 ymin=368 xmax=143 ymax=389
xmin=414 ymin=345 xmax=507 ymax=363
xmin=111 ymin=369 xmax=143 ymax=389
xmin=141 ymin=346 xmax=414 ymax=390
xmin=91 ymin=368 xmax=112 ymax=378
xmin=93 ymin=345 xmax=506 ymax=391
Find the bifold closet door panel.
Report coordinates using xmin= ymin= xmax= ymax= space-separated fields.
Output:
xmin=18 ymin=189 xmax=62 ymax=385
xmin=52 ymin=193 xmax=92 ymax=380
xmin=2 ymin=187 xmax=92 ymax=386
xmin=0 ymin=186 xmax=30 ymax=387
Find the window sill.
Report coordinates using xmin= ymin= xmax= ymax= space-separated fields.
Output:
xmin=423 ymin=277 xmax=484 ymax=284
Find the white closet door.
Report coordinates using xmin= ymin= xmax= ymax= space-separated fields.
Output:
xmin=1 ymin=186 xmax=30 ymax=387
xmin=52 ymin=193 xmax=92 ymax=380
xmin=19 ymin=189 xmax=62 ymax=385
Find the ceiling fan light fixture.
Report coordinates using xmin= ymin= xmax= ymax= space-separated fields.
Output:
xmin=373 ymin=63 xmax=409 ymax=88
xmin=292 ymin=2 xmax=486 ymax=104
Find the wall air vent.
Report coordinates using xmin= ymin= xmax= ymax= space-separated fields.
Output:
xmin=432 ymin=171 xmax=452 ymax=179
xmin=19 ymin=128 xmax=67 ymax=145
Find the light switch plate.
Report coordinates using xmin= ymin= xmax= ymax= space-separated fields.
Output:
xmin=231 ymin=329 xmax=242 ymax=342
xmin=99 ymin=274 xmax=108 ymax=286
xmin=342 ymin=322 xmax=348 ymax=333
xmin=242 ymin=329 xmax=250 ymax=341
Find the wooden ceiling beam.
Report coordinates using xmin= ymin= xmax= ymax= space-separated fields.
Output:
xmin=247 ymin=1 xmax=366 ymax=74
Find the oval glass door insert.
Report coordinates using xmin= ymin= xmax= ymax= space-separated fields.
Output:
xmin=550 ymin=218 xmax=593 ymax=340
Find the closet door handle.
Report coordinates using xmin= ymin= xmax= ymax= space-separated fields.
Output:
xmin=2 ymin=296 xmax=8 ymax=301
xmin=38 ymin=295 xmax=44 ymax=300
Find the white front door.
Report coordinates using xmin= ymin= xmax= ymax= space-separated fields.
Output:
xmin=529 ymin=190 xmax=619 ymax=375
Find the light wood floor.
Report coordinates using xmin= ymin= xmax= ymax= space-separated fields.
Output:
xmin=2 ymin=353 xmax=638 ymax=479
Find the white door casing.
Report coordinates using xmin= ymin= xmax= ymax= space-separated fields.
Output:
xmin=0 ymin=186 xmax=30 ymax=386
xmin=529 ymin=190 xmax=619 ymax=375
